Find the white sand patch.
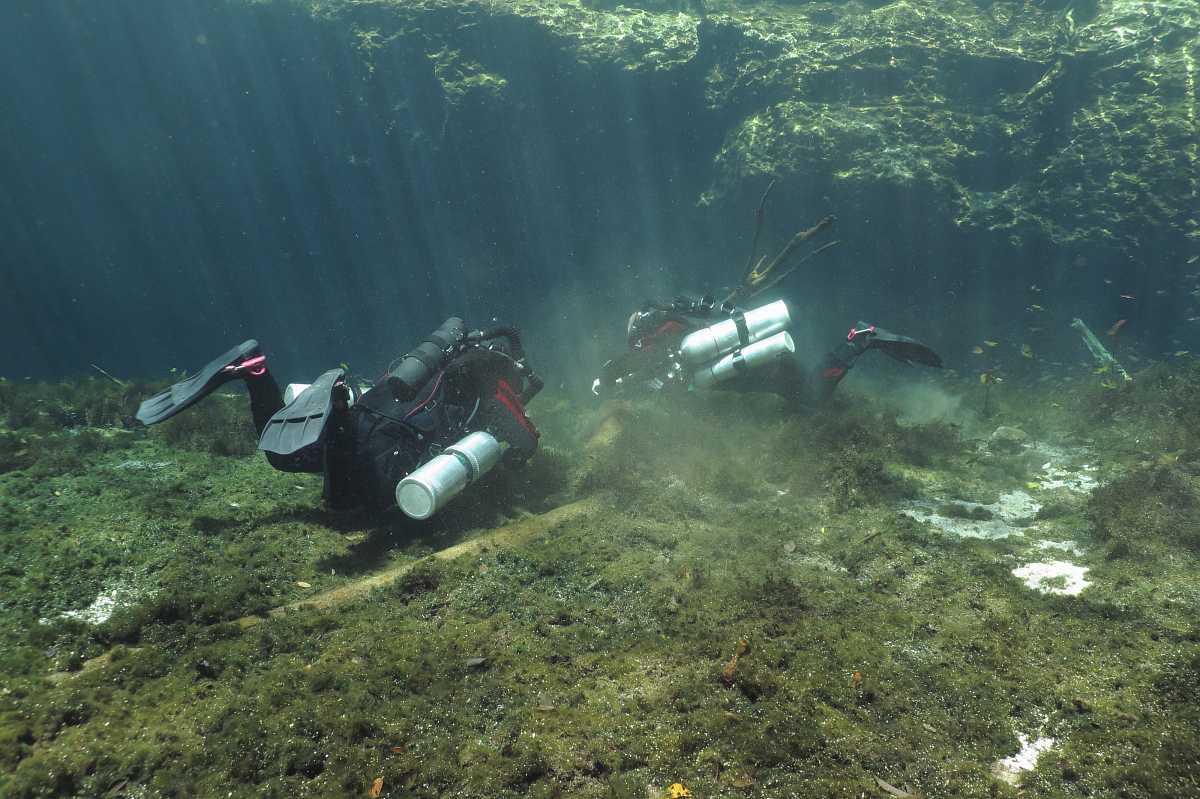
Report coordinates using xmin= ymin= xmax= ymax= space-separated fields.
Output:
xmin=58 ymin=580 xmax=148 ymax=625
xmin=1025 ymin=441 xmax=1100 ymax=494
xmin=991 ymin=734 xmax=1057 ymax=785
xmin=900 ymin=490 xmax=1041 ymax=540
xmin=993 ymin=490 xmax=1041 ymax=520
xmin=1038 ymin=462 xmax=1099 ymax=493
xmin=1012 ymin=561 xmax=1090 ymax=596
xmin=1035 ymin=539 xmax=1084 ymax=555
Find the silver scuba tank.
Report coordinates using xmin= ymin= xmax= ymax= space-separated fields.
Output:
xmin=395 ymin=430 xmax=503 ymax=520
xmin=691 ymin=331 xmax=795 ymax=389
xmin=678 ymin=300 xmax=792 ymax=365
xmin=284 ymin=382 xmax=363 ymax=405
xmin=282 ymin=383 xmax=311 ymax=404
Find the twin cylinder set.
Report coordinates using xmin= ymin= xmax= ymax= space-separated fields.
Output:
xmin=678 ymin=299 xmax=795 ymax=388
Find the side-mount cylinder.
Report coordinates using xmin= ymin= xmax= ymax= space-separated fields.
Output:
xmin=390 ymin=317 xmax=466 ymax=399
xmin=678 ymin=300 xmax=792 ymax=365
xmin=395 ymin=430 xmax=503 ymax=519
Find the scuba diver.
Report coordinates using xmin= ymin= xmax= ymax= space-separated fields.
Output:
xmin=591 ymin=294 xmax=943 ymax=405
xmin=592 ymin=198 xmax=942 ymax=405
xmin=136 ymin=318 xmax=542 ymax=519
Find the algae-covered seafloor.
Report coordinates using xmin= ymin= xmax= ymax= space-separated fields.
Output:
xmin=1 ymin=362 xmax=1199 ymax=798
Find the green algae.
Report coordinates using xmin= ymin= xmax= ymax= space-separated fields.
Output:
xmin=0 ymin=361 xmax=1197 ymax=797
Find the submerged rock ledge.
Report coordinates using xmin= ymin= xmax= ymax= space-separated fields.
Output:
xmin=291 ymin=0 xmax=1199 ymax=252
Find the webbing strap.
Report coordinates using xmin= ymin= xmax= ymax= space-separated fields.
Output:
xmin=733 ymin=311 xmax=750 ymax=347
xmin=449 ymin=448 xmax=476 ymax=482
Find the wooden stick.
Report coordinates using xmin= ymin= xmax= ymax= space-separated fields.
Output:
xmin=746 ymin=239 xmax=840 ymax=299
xmin=742 ymin=180 xmax=776 ymax=282
xmin=90 ymin=364 xmax=126 ymax=387
xmin=752 ymin=215 xmax=836 ymax=285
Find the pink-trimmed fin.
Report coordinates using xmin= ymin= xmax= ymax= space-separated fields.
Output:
xmin=847 ymin=324 xmax=876 ymax=342
xmin=223 ymin=353 xmax=267 ymax=377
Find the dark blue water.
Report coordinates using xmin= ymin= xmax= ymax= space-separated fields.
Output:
xmin=1 ymin=0 xmax=1193 ymax=389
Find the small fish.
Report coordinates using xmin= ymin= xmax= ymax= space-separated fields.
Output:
xmin=971 ymin=345 xmax=984 ymax=355
xmin=1028 ymin=304 xmax=1045 ymax=312
xmin=1104 ymin=278 xmax=1114 ymax=285
xmin=1155 ymin=289 xmax=1168 ymax=296
xmin=1189 ymin=255 xmax=1199 ymax=264
xmin=1120 ymin=293 xmax=1136 ymax=300
xmin=1175 ymin=350 xmax=1190 ymax=357
xmin=1093 ymin=365 xmax=1111 ymax=375
xmin=1021 ymin=344 xmax=1034 ymax=359
xmin=369 ymin=777 xmax=384 ymax=798
xmin=1100 ymin=379 xmax=1118 ymax=389
xmin=852 ymin=670 xmax=863 ymax=687
xmin=1029 ymin=284 xmax=1042 ymax=292
xmin=984 ymin=340 xmax=999 ymax=348
xmin=1107 ymin=318 xmax=1127 ymax=337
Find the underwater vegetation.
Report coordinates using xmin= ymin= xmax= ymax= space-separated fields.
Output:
xmin=1 ymin=359 xmax=1199 ymax=798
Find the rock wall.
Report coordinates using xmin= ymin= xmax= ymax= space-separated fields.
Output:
xmin=289 ymin=0 xmax=1200 ymax=356
xmin=315 ymin=0 xmax=1197 ymax=252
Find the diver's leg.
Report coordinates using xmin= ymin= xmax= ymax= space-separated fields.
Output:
xmin=137 ymin=340 xmax=275 ymax=426
xmin=812 ymin=327 xmax=875 ymax=403
xmin=322 ymin=403 xmax=363 ymax=509
xmin=813 ymin=321 xmax=944 ymax=402
xmin=245 ymin=370 xmax=284 ymax=436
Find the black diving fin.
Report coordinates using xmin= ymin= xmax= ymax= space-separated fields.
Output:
xmin=257 ymin=367 xmax=345 ymax=458
xmin=858 ymin=322 xmax=943 ymax=368
xmin=136 ymin=339 xmax=263 ymax=426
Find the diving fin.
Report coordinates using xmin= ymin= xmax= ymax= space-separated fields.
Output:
xmin=257 ymin=368 xmax=345 ymax=457
xmin=857 ymin=322 xmax=943 ymax=368
xmin=136 ymin=340 xmax=264 ymax=426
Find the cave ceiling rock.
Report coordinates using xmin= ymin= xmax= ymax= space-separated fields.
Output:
xmin=310 ymin=0 xmax=701 ymax=73
xmin=955 ymin=0 xmax=1200 ymax=247
xmin=700 ymin=0 xmax=1200 ymax=249
xmin=289 ymin=0 xmax=1198 ymax=249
